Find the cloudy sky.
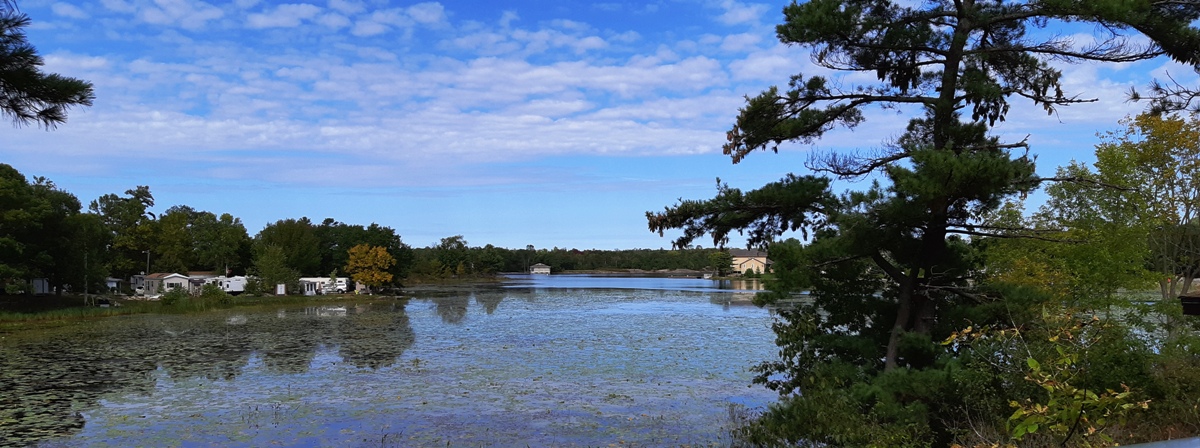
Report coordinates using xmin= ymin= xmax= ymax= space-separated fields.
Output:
xmin=5 ymin=0 xmax=1196 ymax=249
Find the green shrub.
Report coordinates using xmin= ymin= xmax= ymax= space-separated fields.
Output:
xmin=160 ymin=288 xmax=188 ymax=306
xmin=199 ymin=283 xmax=231 ymax=305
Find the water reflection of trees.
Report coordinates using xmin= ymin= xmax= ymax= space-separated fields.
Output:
xmin=1 ymin=300 xmax=416 ymax=445
xmin=475 ymin=291 xmax=504 ymax=314
xmin=258 ymin=312 xmax=337 ymax=375
xmin=434 ymin=295 xmax=470 ymax=324
xmin=0 ymin=326 xmax=159 ymax=445
xmin=335 ymin=302 xmax=415 ymax=369
xmin=156 ymin=323 xmax=255 ymax=381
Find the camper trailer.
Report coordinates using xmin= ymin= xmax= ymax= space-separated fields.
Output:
xmin=298 ymin=277 xmax=350 ymax=294
xmin=218 ymin=276 xmax=247 ymax=295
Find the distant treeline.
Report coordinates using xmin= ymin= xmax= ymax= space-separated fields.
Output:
xmin=0 ymin=164 xmax=723 ymax=295
xmin=408 ymin=236 xmax=727 ymax=278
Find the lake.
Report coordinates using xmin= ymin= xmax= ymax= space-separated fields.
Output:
xmin=1 ymin=275 xmax=778 ymax=447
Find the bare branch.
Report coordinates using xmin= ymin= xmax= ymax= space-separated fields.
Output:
xmin=947 ymin=228 xmax=1080 ymax=243
xmin=1031 ymin=176 xmax=1136 ymax=191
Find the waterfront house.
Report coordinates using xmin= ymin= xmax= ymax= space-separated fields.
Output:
xmin=143 ymin=273 xmax=188 ymax=295
xmin=529 ymin=263 xmax=551 ymax=274
xmin=186 ymin=271 xmax=219 ymax=294
xmin=729 ymin=249 xmax=772 ymax=275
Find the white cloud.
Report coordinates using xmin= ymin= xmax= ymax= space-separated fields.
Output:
xmin=349 ymin=7 xmax=429 ymax=36
xmin=573 ymin=36 xmax=607 ymax=53
xmin=51 ymin=3 xmax=90 ymax=19
xmin=366 ymin=8 xmax=414 ymax=27
xmin=138 ymin=0 xmax=224 ymax=30
xmin=316 ymin=12 xmax=351 ymax=29
xmin=327 ymin=0 xmax=364 ymax=15
xmin=728 ymin=44 xmax=808 ymax=81
xmin=355 ymin=46 xmax=398 ymax=61
xmin=550 ymin=19 xmax=590 ymax=33
xmin=609 ymin=31 xmax=640 ymax=44
xmin=716 ymin=0 xmax=768 ymax=25
xmin=498 ymin=10 xmax=518 ymax=28
xmin=273 ymin=65 xmax=324 ymax=81
xmin=246 ymin=3 xmax=322 ymax=29
xmin=99 ymin=0 xmax=136 ymax=14
xmin=43 ymin=53 xmax=111 ymax=72
xmin=697 ymin=34 xmax=722 ymax=46
xmin=653 ymin=45 xmax=679 ymax=62
xmin=351 ymin=20 xmax=389 ymax=36
xmin=720 ymin=33 xmax=760 ymax=52
xmin=503 ymin=98 xmax=594 ymax=118
xmin=452 ymin=31 xmax=521 ymax=55
xmin=406 ymin=2 xmax=446 ymax=26
xmin=511 ymin=29 xmax=609 ymax=54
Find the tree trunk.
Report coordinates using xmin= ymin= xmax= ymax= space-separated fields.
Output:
xmin=912 ymin=293 xmax=935 ymax=335
xmin=885 ymin=290 xmax=912 ymax=371
xmin=885 ymin=268 xmax=922 ymax=370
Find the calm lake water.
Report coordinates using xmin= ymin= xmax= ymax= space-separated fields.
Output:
xmin=1 ymin=275 xmax=778 ymax=447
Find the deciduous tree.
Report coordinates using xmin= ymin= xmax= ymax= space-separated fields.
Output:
xmin=1094 ymin=113 xmax=1200 ymax=300
xmin=255 ymin=218 xmax=320 ymax=276
xmin=192 ymin=212 xmax=251 ymax=275
xmin=89 ymin=186 xmax=156 ymax=278
xmin=314 ymin=219 xmax=411 ymax=282
xmin=249 ymin=245 xmax=298 ymax=295
xmin=345 ymin=244 xmax=395 ymax=290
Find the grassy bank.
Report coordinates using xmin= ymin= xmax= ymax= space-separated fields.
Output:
xmin=0 ymin=293 xmax=402 ymax=333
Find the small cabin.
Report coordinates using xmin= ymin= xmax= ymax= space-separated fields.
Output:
xmin=529 ymin=263 xmax=551 ymax=275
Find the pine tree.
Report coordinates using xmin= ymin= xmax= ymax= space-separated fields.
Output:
xmin=648 ymin=1 xmax=1200 ymax=444
xmin=0 ymin=2 xmax=93 ymax=128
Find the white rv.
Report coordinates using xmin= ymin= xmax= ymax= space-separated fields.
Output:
xmin=217 ymin=276 xmax=247 ymax=295
xmin=298 ymin=277 xmax=350 ymax=294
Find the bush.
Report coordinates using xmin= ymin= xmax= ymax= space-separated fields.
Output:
xmin=244 ymin=276 xmax=264 ymax=296
xmin=160 ymin=288 xmax=188 ymax=306
xmin=199 ymin=283 xmax=231 ymax=305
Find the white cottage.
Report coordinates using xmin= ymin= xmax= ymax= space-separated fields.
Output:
xmin=529 ymin=263 xmax=551 ymax=275
xmin=143 ymin=273 xmax=188 ymax=294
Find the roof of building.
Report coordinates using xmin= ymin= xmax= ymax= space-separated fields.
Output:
xmin=144 ymin=272 xmax=186 ymax=280
xmin=530 ymin=263 xmax=551 ymax=268
xmin=728 ymin=249 xmax=768 ymax=258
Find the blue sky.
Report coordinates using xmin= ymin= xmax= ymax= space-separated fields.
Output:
xmin=5 ymin=0 xmax=1197 ymax=249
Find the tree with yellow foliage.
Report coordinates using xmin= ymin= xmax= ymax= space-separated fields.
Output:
xmin=1094 ymin=113 xmax=1200 ymax=301
xmin=344 ymin=244 xmax=395 ymax=291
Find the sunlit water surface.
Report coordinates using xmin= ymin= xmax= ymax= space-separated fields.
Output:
xmin=2 ymin=275 xmax=777 ymax=447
